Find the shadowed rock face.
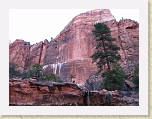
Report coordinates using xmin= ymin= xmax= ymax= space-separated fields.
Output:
xmin=9 ymin=79 xmax=139 ymax=106
xmin=25 ymin=41 xmax=43 ymax=69
xmin=9 ymin=9 xmax=139 ymax=85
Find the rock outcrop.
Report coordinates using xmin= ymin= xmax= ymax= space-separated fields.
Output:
xmin=9 ymin=79 xmax=84 ymax=106
xmin=9 ymin=39 xmax=49 ymax=72
xmin=118 ymin=19 xmax=139 ymax=76
xmin=9 ymin=40 xmax=30 ymax=72
xmin=9 ymin=79 xmax=139 ymax=106
xmin=9 ymin=9 xmax=139 ymax=85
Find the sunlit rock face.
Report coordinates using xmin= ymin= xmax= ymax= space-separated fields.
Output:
xmin=9 ymin=40 xmax=30 ymax=72
xmin=43 ymin=9 xmax=116 ymax=84
xmin=117 ymin=19 xmax=139 ymax=76
xmin=9 ymin=39 xmax=49 ymax=71
xmin=9 ymin=9 xmax=139 ymax=85
xmin=43 ymin=9 xmax=139 ymax=84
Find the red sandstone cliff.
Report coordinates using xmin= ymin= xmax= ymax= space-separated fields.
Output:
xmin=9 ymin=39 xmax=49 ymax=72
xmin=9 ymin=9 xmax=139 ymax=85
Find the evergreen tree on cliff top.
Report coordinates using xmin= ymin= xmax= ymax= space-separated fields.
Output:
xmin=91 ymin=23 xmax=127 ymax=90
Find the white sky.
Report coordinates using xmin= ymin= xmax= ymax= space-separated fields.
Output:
xmin=9 ymin=9 xmax=139 ymax=45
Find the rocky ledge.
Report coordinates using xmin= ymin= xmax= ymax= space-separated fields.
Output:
xmin=9 ymin=78 xmax=139 ymax=106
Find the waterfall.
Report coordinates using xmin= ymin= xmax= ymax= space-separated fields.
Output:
xmin=52 ymin=63 xmax=58 ymax=74
xmin=43 ymin=64 xmax=52 ymax=70
xmin=87 ymin=90 xmax=90 ymax=106
xmin=43 ymin=62 xmax=66 ymax=75
xmin=75 ymin=102 xmax=78 ymax=106
xmin=58 ymin=62 xmax=65 ymax=74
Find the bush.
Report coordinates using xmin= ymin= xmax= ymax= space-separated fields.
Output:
xmin=69 ymin=74 xmax=76 ymax=82
xmin=22 ymin=63 xmax=43 ymax=79
xmin=55 ymin=78 xmax=64 ymax=83
xmin=32 ymin=63 xmax=43 ymax=78
xmin=39 ymin=75 xmax=47 ymax=81
xmin=45 ymin=73 xmax=57 ymax=81
xmin=132 ymin=66 xmax=139 ymax=92
xmin=22 ymin=71 xmax=30 ymax=79
xmin=9 ymin=62 xmax=21 ymax=78
xmin=101 ymin=63 xmax=128 ymax=91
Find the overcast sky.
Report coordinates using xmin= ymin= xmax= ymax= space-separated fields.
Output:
xmin=9 ymin=9 xmax=139 ymax=45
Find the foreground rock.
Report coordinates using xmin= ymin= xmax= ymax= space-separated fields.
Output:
xmin=9 ymin=79 xmax=139 ymax=106
xmin=9 ymin=78 xmax=84 ymax=106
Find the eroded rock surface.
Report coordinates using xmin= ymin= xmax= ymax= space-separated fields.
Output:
xmin=9 ymin=39 xmax=49 ymax=71
xmin=9 ymin=79 xmax=139 ymax=106
xmin=9 ymin=40 xmax=30 ymax=72
xmin=118 ymin=19 xmax=139 ymax=76
xmin=9 ymin=79 xmax=84 ymax=106
xmin=43 ymin=9 xmax=139 ymax=84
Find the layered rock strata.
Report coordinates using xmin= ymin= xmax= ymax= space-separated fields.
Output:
xmin=9 ymin=79 xmax=139 ymax=106
xmin=9 ymin=79 xmax=84 ymax=106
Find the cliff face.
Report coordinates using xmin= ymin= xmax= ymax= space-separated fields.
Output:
xmin=9 ymin=9 xmax=139 ymax=85
xmin=9 ymin=40 xmax=30 ymax=72
xmin=118 ymin=19 xmax=139 ymax=76
xmin=9 ymin=39 xmax=49 ymax=72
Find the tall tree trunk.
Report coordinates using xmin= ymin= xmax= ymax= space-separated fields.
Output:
xmin=102 ymin=40 xmax=110 ymax=70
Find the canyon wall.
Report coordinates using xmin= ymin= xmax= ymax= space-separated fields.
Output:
xmin=9 ymin=9 xmax=139 ymax=85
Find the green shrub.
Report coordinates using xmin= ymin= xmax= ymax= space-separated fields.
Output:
xmin=69 ymin=74 xmax=76 ymax=82
xmin=9 ymin=62 xmax=21 ymax=78
xmin=22 ymin=63 xmax=43 ymax=79
xmin=32 ymin=63 xmax=43 ymax=78
xmin=39 ymin=75 xmax=47 ymax=81
xmin=132 ymin=66 xmax=139 ymax=92
xmin=45 ymin=73 xmax=57 ymax=81
xmin=101 ymin=63 xmax=128 ymax=91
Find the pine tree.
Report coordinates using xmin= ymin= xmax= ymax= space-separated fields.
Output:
xmin=32 ymin=63 xmax=43 ymax=78
xmin=22 ymin=63 xmax=43 ymax=79
xmin=91 ymin=23 xmax=128 ymax=90
xmin=91 ymin=23 xmax=121 ymax=72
